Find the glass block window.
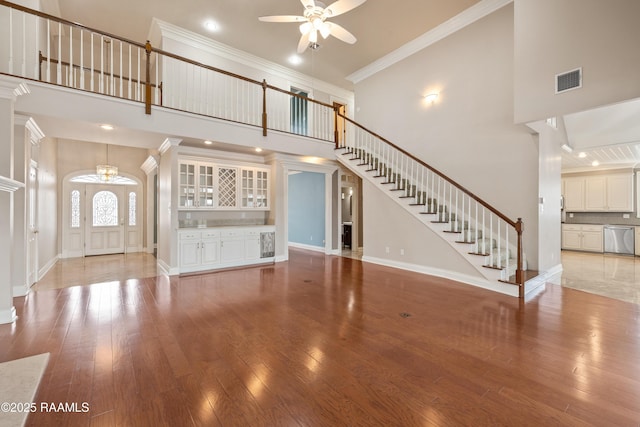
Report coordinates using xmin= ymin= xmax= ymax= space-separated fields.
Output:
xmin=128 ymin=192 xmax=136 ymax=226
xmin=71 ymin=190 xmax=80 ymax=228
xmin=92 ymin=191 xmax=118 ymax=227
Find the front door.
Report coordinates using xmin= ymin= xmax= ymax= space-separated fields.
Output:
xmin=85 ymin=185 xmax=125 ymax=256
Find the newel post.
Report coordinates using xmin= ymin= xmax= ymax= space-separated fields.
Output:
xmin=144 ymin=41 xmax=152 ymax=115
xmin=333 ymin=105 xmax=339 ymax=149
xmin=261 ymin=79 xmax=268 ymax=137
xmin=515 ymin=218 xmax=524 ymax=298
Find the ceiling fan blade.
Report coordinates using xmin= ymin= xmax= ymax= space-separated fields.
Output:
xmin=325 ymin=22 xmax=356 ymax=44
xmin=323 ymin=0 xmax=367 ymax=17
xmin=258 ymin=15 xmax=306 ymax=23
xmin=297 ymin=32 xmax=311 ymax=53
xmin=300 ymin=0 xmax=316 ymax=10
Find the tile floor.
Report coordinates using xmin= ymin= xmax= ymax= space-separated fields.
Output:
xmin=560 ymin=250 xmax=640 ymax=305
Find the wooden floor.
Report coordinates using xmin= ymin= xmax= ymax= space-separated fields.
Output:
xmin=2 ymin=249 xmax=640 ymax=426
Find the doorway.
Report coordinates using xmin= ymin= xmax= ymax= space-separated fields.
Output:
xmin=27 ymin=162 xmax=38 ymax=285
xmin=340 ymin=172 xmax=363 ymax=259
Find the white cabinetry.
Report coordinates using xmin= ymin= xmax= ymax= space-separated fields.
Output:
xmin=179 ymin=230 xmax=220 ymax=273
xmin=561 ymin=224 xmax=603 ymax=252
xmin=241 ymin=168 xmax=270 ymax=209
xmin=562 ymin=173 xmax=633 ymax=212
xmin=178 ymin=161 xmax=215 ymax=209
xmin=562 ymin=177 xmax=585 ymax=211
xmin=179 ymin=226 xmax=275 ymax=273
xmin=636 ymin=227 xmax=640 ymax=256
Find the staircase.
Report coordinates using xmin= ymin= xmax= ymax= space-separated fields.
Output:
xmin=335 ymin=118 xmax=530 ymax=298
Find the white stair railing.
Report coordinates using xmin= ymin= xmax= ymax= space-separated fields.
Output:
xmin=338 ymin=116 xmax=525 ymax=294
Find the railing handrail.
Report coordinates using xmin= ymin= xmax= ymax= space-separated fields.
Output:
xmin=0 ymin=0 xmax=147 ymax=50
xmin=339 ymin=113 xmax=518 ymax=229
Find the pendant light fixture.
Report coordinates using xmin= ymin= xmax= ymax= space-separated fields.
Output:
xmin=96 ymin=144 xmax=118 ymax=182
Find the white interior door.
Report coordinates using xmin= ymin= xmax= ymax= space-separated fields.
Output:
xmin=85 ymin=185 xmax=125 ymax=256
xmin=27 ymin=163 xmax=38 ymax=285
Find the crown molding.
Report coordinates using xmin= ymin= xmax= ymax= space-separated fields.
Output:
xmin=0 ymin=79 xmax=30 ymax=101
xmin=25 ymin=117 xmax=45 ymax=143
xmin=0 ymin=176 xmax=25 ymax=193
xmin=347 ymin=0 xmax=513 ymax=84
xmin=149 ymin=18 xmax=354 ymax=103
xmin=140 ymin=155 xmax=159 ymax=175
xmin=158 ymin=137 xmax=181 ymax=155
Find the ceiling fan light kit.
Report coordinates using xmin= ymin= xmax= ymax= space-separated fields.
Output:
xmin=259 ymin=0 xmax=366 ymax=53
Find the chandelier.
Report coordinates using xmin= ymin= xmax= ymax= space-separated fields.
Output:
xmin=96 ymin=144 xmax=118 ymax=182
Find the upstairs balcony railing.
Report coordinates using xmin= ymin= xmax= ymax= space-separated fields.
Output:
xmin=0 ymin=0 xmax=525 ymax=294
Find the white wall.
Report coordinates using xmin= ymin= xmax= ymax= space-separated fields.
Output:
xmin=37 ymin=137 xmax=58 ymax=275
xmin=354 ymin=5 xmax=540 ymax=269
xmin=514 ymin=0 xmax=640 ymax=123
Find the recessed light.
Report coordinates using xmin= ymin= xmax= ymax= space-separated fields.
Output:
xmin=591 ymin=160 xmax=600 ymax=167
xmin=578 ymin=152 xmax=587 ymax=158
xmin=255 ymin=147 xmax=263 ymax=153
xmin=288 ymin=55 xmax=302 ymax=66
xmin=424 ymin=93 xmax=439 ymax=103
xmin=204 ymin=20 xmax=219 ymax=32
xmin=100 ymin=124 xmax=114 ymax=130
xmin=204 ymin=140 xmax=213 ymax=145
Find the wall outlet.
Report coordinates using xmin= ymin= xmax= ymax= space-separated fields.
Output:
xmin=310 ymin=235 xmax=313 ymax=241
xmin=623 ymin=213 xmax=630 ymax=219
xmin=400 ymin=249 xmax=405 ymax=256
xmin=385 ymin=246 xmax=390 ymax=254
xmin=569 ymin=213 xmax=574 ymax=218
xmin=185 ymin=212 xmax=191 ymax=219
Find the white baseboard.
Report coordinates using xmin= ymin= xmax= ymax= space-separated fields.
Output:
xmin=156 ymin=258 xmax=178 ymax=276
xmin=361 ymin=255 xmax=519 ymax=297
xmin=0 ymin=306 xmax=17 ymax=325
xmin=13 ymin=284 xmax=30 ymax=298
xmin=275 ymin=254 xmax=289 ymax=263
xmin=288 ymin=242 xmax=326 ymax=253
xmin=38 ymin=254 xmax=59 ymax=281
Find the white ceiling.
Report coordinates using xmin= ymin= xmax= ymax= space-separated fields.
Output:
xmin=561 ymin=97 xmax=640 ymax=171
xmin=53 ymin=0 xmax=481 ymax=90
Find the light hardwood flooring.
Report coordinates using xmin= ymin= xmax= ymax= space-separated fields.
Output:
xmin=2 ymin=249 xmax=640 ymax=425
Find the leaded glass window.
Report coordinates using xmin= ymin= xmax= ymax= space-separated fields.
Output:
xmin=128 ymin=192 xmax=136 ymax=226
xmin=71 ymin=190 xmax=80 ymax=228
xmin=92 ymin=191 xmax=118 ymax=227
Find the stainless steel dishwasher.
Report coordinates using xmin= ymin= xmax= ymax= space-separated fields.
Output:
xmin=603 ymin=225 xmax=635 ymax=255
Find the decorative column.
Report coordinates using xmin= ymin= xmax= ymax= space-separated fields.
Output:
xmin=0 ymin=78 xmax=29 ymax=324
xmin=13 ymin=115 xmax=44 ymax=297
xmin=140 ymin=155 xmax=158 ymax=255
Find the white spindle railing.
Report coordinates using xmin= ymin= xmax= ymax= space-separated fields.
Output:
xmin=339 ymin=117 xmax=524 ymax=290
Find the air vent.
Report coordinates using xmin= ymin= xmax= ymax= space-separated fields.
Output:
xmin=556 ymin=68 xmax=582 ymax=93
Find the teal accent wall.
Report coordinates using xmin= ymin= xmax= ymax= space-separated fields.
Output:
xmin=288 ymin=172 xmax=325 ymax=248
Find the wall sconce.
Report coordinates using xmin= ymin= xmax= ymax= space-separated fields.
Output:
xmin=424 ymin=93 xmax=439 ymax=103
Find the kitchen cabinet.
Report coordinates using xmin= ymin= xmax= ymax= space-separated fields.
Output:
xmin=240 ymin=168 xmax=270 ymax=209
xmin=635 ymin=227 xmax=640 ymax=256
xmin=562 ymin=224 xmax=603 ymax=252
xmin=562 ymin=177 xmax=585 ymax=211
xmin=179 ymin=226 xmax=275 ymax=273
xmin=178 ymin=161 xmax=215 ymax=209
xmin=562 ymin=173 xmax=633 ymax=212
xmin=179 ymin=230 xmax=220 ymax=273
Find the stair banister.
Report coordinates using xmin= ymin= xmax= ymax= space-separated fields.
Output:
xmin=338 ymin=113 xmax=525 ymax=291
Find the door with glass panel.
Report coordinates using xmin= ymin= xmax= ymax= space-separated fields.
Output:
xmin=85 ymin=185 xmax=125 ymax=255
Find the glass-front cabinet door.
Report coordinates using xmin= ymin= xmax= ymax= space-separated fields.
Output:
xmin=256 ymin=170 xmax=268 ymax=208
xmin=241 ymin=169 xmax=255 ymax=208
xmin=198 ymin=164 xmax=215 ymax=208
xmin=179 ymin=162 xmax=196 ymax=208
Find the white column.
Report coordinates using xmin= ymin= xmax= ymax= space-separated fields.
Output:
xmin=140 ymin=155 xmax=158 ymax=255
xmin=0 ymin=78 xmax=29 ymax=324
xmin=12 ymin=115 xmax=43 ymax=297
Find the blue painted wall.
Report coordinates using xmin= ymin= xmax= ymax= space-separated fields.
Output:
xmin=288 ymin=172 xmax=325 ymax=248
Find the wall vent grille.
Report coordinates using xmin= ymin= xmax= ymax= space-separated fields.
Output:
xmin=556 ymin=68 xmax=582 ymax=93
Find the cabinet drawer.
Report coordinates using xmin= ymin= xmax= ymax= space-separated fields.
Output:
xmin=201 ymin=230 xmax=220 ymax=239
xmin=245 ymin=229 xmax=261 ymax=236
xmin=561 ymin=225 xmax=581 ymax=232
xmin=582 ymin=225 xmax=603 ymax=233
xmin=221 ymin=230 xmax=243 ymax=238
xmin=179 ymin=231 xmax=200 ymax=240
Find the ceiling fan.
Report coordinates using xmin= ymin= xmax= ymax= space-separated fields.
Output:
xmin=259 ymin=0 xmax=367 ymax=53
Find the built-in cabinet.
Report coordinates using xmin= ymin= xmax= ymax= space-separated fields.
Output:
xmin=561 ymin=224 xmax=604 ymax=252
xmin=562 ymin=172 xmax=633 ymax=212
xmin=178 ymin=226 xmax=275 ymax=273
xmin=179 ymin=158 xmax=270 ymax=210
